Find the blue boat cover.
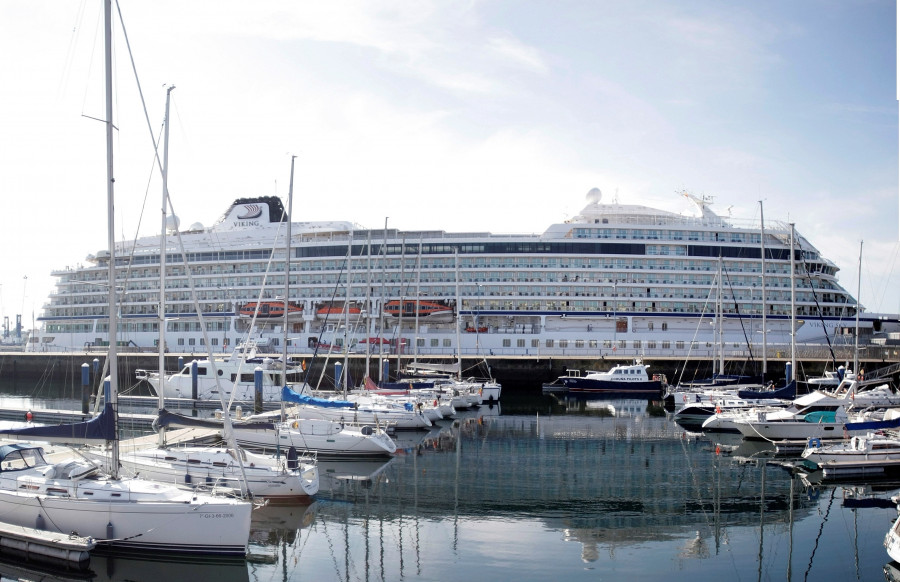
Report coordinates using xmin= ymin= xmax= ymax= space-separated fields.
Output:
xmin=0 ymin=402 xmax=116 ymax=443
xmin=281 ymin=386 xmax=355 ymax=409
xmin=844 ymin=416 xmax=900 ymax=431
xmin=737 ymin=380 xmax=796 ymax=401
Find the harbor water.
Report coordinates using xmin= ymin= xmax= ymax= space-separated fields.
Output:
xmin=0 ymin=381 xmax=897 ymax=582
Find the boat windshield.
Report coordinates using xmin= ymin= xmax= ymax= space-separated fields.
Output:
xmin=0 ymin=446 xmax=48 ymax=472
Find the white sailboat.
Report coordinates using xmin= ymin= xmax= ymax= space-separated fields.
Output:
xmin=0 ymin=2 xmax=252 ymax=555
xmin=99 ymin=98 xmax=318 ymax=502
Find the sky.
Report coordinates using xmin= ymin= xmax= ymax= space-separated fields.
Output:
xmin=0 ymin=1 xmax=897 ymax=336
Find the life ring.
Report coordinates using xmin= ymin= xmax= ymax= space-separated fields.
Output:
xmin=291 ymin=420 xmax=299 ymax=429
xmin=808 ymin=437 xmax=822 ymax=449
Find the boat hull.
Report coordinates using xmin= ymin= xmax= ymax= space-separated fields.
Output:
xmin=233 ymin=419 xmax=397 ymax=458
xmin=562 ymin=378 xmax=663 ymax=394
xmin=89 ymin=447 xmax=319 ymax=500
xmin=0 ymin=475 xmax=251 ymax=555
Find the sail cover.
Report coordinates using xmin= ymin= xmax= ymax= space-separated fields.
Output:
xmin=281 ymin=386 xmax=354 ymax=409
xmin=154 ymin=408 xmax=276 ymax=431
xmin=0 ymin=402 xmax=116 ymax=443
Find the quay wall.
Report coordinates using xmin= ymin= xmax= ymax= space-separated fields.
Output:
xmin=1 ymin=349 xmax=898 ymax=392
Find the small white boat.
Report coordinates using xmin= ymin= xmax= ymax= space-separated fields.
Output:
xmin=137 ymin=338 xmax=302 ymax=403
xmin=233 ymin=417 xmax=397 ymax=458
xmin=885 ymin=505 xmax=900 ymax=563
xmin=802 ymin=431 xmax=900 ymax=466
xmin=87 ymin=444 xmax=319 ymax=501
xmin=156 ymin=409 xmax=397 ymax=458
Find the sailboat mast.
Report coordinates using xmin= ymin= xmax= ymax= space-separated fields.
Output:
xmin=717 ymin=255 xmax=724 ymax=376
xmin=413 ymin=239 xmax=422 ymax=369
xmin=379 ymin=218 xmax=387 ymax=382
xmin=283 ymin=155 xmax=295 ymax=397
xmin=454 ymin=248 xmax=462 ymax=380
xmin=789 ymin=224 xmax=796 ymax=382
xmin=157 ymin=85 xmax=174 ymax=448
xmin=103 ymin=0 xmax=119 ymax=477
xmin=855 ymin=240 xmax=862 ymax=375
xmin=343 ymin=232 xmax=352 ymax=395
xmin=759 ymin=201 xmax=767 ymax=378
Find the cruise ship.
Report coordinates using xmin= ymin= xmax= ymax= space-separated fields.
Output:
xmin=30 ymin=189 xmax=899 ymax=358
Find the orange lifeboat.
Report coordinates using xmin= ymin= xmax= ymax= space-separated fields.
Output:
xmin=316 ymin=304 xmax=363 ymax=320
xmin=383 ymin=299 xmax=453 ymax=321
xmin=239 ymin=300 xmax=303 ymax=319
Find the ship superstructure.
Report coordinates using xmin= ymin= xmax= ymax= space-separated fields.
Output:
xmin=32 ymin=190 xmax=896 ymax=358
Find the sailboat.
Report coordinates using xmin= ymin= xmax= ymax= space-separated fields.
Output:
xmin=90 ymin=93 xmax=318 ymax=502
xmin=154 ymin=160 xmax=397 ymax=458
xmin=0 ymin=1 xmax=251 ymax=556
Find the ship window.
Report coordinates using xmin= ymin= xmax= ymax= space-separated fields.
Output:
xmin=502 ymin=339 xmax=511 ymax=347
xmin=545 ymin=339 xmax=554 ymax=348
xmin=443 ymin=339 xmax=452 ymax=347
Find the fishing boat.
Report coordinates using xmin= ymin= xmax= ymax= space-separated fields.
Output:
xmin=0 ymin=3 xmax=252 ymax=555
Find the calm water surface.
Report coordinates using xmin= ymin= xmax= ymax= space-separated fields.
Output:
xmin=0 ymin=382 xmax=897 ymax=582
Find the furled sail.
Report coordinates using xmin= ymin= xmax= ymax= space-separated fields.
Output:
xmin=0 ymin=403 xmax=116 ymax=443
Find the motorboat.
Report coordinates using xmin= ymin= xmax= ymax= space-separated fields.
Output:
xmin=802 ymin=430 xmax=900 ymax=466
xmin=543 ymin=359 xmax=666 ymax=394
xmin=136 ymin=338 xmax=303 ymax=402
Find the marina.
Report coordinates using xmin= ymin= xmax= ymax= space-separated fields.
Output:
xmin=0 ymin=384 xmax=898 ymax=580
xmin=0 ymin=2 xmax=895 ymax=580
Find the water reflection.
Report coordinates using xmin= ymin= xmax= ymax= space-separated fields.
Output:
xmin=0 ymin=386 xmax=896 ymax=581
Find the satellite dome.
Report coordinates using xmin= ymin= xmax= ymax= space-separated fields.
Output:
xmin=189 ymin=222 xmax=204 ymax=231
xmin=166 ymin=215 xmax=181 ymax=232
xmin=586 ymin=188 xmax=602 ymax=204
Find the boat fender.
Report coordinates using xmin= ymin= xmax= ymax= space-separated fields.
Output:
xmin=715 ymin=405 xmax=721 ymax=414
xmin=24 ymin=411 xmax=32 ymax=421
xmin=808 ymin=437 xmax=822 ymax=449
